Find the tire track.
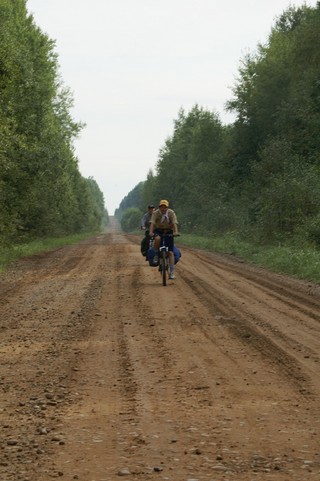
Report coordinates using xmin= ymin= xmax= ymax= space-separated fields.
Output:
xmin=191 ymin=250 xmax=320 ymax=317
xmin=178 ymin=265 xmax=315 ymax=396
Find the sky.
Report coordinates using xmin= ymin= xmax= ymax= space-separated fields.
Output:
xmin=26 ymin=0 xmax=317 ymax=215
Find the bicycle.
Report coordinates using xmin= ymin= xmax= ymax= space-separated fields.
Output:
xmin=156 ymin=232 xmax=179 ymax=286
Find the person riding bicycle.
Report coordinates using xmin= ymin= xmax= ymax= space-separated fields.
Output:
xmin=149 ymin=199 xmax=178 ymax=279
xmin=140 ymin=205 xmax=155 ymax=258
xmin=140 ymin=204 xmax=155 ymax=232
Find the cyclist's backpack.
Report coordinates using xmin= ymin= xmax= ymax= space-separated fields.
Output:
xmin=147 ymin=246 xmax=159 ymax=267
xmin=173 ymin=246 xmax=181 ymax=264
xmin=140 ymin=234 xmax=150 ymax=257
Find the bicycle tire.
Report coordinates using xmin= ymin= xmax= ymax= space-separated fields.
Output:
xmin=161 ymin=251 xmax=167 ymax=286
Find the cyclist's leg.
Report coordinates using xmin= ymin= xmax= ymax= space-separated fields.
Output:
xmin=166 ymin=235 xmax=176 ymax=279
xmin=152 ymin=229 xmax=161 ymax=263
xmin=161 ymin=250 xmax=167 ymax=285
xmin=166 ymin=235 xmax=174 ymax=261
xmin=153 ymin=229 xmax=161 ymax=251
xmin=153 ymin=235 xmax=160 ymax=251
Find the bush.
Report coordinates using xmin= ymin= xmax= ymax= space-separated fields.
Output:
xmin=120 ymin=207 xmax=142 ymax=232
xmin=300 ymin=213 xmax=320 ymax=247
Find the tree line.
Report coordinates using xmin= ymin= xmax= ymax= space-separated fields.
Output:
xmin=117 ymin=3 xmax=320 ymax=247
xmin=0 ymin=0 xmax=106 ymax=245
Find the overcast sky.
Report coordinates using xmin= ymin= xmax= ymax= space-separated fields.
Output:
xmin=26 ymin=0 xmax=316 ymax=214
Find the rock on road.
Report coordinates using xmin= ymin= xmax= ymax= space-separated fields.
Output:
xmin=0 ymin=218 xmax=319 ymax=481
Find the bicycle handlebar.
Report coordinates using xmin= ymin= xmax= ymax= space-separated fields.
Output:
xmin=150 ymin=233 xmax=179 ymax=238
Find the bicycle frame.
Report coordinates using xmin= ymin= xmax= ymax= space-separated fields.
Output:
xmin=159 ymin=237 xmax=169 ymax=286
xmin=157 ymin=232 xmax=174 ymax=286
xmin=150 ymin=231 xmax=178 ymax=286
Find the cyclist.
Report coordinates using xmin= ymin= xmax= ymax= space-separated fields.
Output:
xmin=149 ymin=199 xmax=179 ymax=279
xmin=140 ymin=205 xmax=155 ymax=257
xmin=140 ymin=204 xmax=155 ymax=232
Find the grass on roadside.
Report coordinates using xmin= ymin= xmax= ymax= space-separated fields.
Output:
xmin=0 ymin=232 xmax=98 ymax=272
xmin=177 ymin=232 xmax=320 ymax=284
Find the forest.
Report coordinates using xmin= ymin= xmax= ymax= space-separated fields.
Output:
xmin=0 ymin=0 xmax=106 ymax=246
xmin=117 ymin=3 xmax=320 ymax=249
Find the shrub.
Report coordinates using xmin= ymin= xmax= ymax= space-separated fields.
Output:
xmin=120 ymin=208 xmax=142 ymax=232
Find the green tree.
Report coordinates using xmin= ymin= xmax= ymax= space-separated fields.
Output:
xmin=115 ymin=182 xmax=144 ymax=220
xmin=0 ymin=0 xmax=105 ymax=242
xmin=226 ymin=4 xmax=320 ymax=240
xmin=155 ymin=105 xmax=229 ymax=232
xmin=120 ymin=207 xmax=142 ymax=232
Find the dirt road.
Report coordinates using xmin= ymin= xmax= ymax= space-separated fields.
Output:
xmin=0 ymin=218 xmax=319 ymax=481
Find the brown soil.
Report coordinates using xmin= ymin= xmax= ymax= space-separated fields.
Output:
xmin=0 ymin=218 xmax=319 ymax=481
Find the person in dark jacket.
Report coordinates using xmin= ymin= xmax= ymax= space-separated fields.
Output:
xmin=140 ymin=205 xmax=155 ymax=258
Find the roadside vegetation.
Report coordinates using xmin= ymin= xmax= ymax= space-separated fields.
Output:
xmin=177 ymin=233 xmax=320 ymax=284
xmin=0 ymin=232 xmax=101 ymax=273
xmin=117 ymin=4 xmax=320 ymax=285
xmin=0 ymin=1 xmax=107 ymax=248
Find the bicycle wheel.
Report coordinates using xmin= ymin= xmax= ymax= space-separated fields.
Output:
xmin=161 ymin=251 xmax=167 ymax=286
